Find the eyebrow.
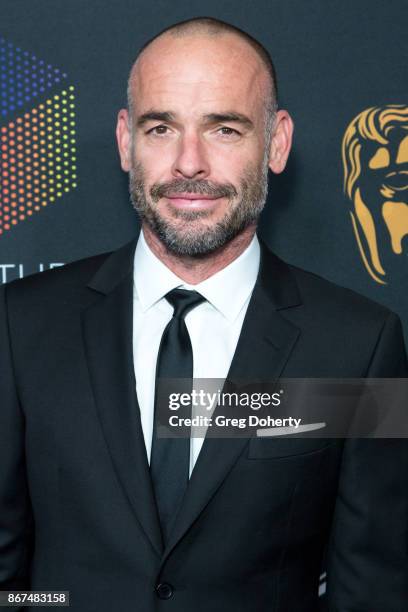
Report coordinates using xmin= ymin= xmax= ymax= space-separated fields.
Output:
xmin=135 ymin=110 xmax=254 ymax=130
xmin=203 ymin=112 xmax=254 ymax=130
xmin=136 ymin=111 xmax=174 ymax=127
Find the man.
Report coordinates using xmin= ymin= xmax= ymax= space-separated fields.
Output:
xmin=0 ymin=16 xmax=407 ymax=612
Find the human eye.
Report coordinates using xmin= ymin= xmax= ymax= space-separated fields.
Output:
xmin=217 ymin=126 xmax=241 ymax=137
xmin=146 ymin=124 xmax=171 ymax=136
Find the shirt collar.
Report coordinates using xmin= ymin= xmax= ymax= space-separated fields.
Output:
xmin=134 ymin=230 xmax=260 ymax=322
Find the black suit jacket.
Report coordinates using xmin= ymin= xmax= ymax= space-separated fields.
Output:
xmin=0 ymin=236 xmax=407 ymax=612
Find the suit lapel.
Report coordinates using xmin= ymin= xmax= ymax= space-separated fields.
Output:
xmin=160 ymin=240 xmax=302 ymax=565
xmin=80 ymin=235 xmax=302 ymax=564
xmin=81 ymin=237 xmax=163 ymax=557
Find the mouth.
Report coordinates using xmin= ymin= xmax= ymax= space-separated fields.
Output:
xmin=165 ymin=193 xmax=224 ymax=210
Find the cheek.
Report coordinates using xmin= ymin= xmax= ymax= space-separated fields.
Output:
xmin=134 ymin=139 xmax=176 ymax=170
xmin=209 ymin=142 xmax=264 ymax=176
xmin=133 ymin=153 xmax=172 ymax=188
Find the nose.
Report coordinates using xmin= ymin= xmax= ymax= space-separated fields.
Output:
xmin=171 ymin=132 xmax=210 ymax=179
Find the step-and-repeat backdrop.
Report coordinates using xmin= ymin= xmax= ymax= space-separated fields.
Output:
xmin=0 ymin=0 xmax=406 ymax=604
xmin=1 ymin=1 xmax=406 ymax=338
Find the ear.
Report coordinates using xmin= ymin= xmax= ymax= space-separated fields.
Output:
xmin=268 ymin=110 xmax=294 ymax=174
xmin=116 ymin=108 xmax=132 ymax=172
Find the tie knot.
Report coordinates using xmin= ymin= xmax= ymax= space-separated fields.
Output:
xmin=165 ymin=288 xmax=206 ymax=319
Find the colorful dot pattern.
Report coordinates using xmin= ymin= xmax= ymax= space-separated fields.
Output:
xmin=0 ymin=87 xmax=78 ymax=234
xmin=1 ymin=37 xmax=67 ymax=118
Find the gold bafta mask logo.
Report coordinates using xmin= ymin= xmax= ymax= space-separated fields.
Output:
xmin=342 ymin=105 xmax=408 ymax=284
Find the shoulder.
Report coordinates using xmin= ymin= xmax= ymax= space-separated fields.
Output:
xmin=258 ymin=237 xmax=394 ymax=327
xmin=287 ymin=261 xmax=397 ymax=331
xmin=2 ymin=246 xmax=113 ymax=306
xmin=277 ymin=261 xmax=406 ymax=375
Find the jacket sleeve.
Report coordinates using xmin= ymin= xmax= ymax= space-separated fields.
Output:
xmin=326 ymin=312 xmax=408 ymax=611
xmin=0 ymin=283 xmax=34 ymax=595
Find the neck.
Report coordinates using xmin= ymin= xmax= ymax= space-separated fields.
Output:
xmin=142 ymin=223 xmax=257 ymax=285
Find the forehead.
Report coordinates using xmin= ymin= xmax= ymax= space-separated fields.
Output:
xmin=131 ymin=33 xmax=268 ymax=117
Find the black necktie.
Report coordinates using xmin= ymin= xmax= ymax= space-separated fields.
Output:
xmin=150 ymin=288 xmax=206 ymax=544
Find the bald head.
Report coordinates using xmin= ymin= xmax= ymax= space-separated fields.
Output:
xmin=127 ymin=17 xmax=278 ymax=127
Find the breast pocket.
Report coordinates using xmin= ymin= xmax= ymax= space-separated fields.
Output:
xmin=247 ymin=437 xmax=335 ymax=460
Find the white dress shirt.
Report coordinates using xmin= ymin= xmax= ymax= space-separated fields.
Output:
xmin=132 ymin=230 xmax=260 ymax=477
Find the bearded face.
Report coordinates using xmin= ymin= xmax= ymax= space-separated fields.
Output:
xmin=128 ymin=145 xmax=270 ymax=257
xmin=116 ymin=32 xmax=294 ymax=259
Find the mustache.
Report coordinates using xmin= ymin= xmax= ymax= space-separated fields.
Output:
xmin=150 ymin=178 xmax=238 ymax=202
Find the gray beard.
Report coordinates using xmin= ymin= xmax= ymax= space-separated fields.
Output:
xmin=128 ymin=156 xmax=269 ymax=257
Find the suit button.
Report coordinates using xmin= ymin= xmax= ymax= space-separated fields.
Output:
xmin=156 ymin=582 xmax=173 ymax=599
